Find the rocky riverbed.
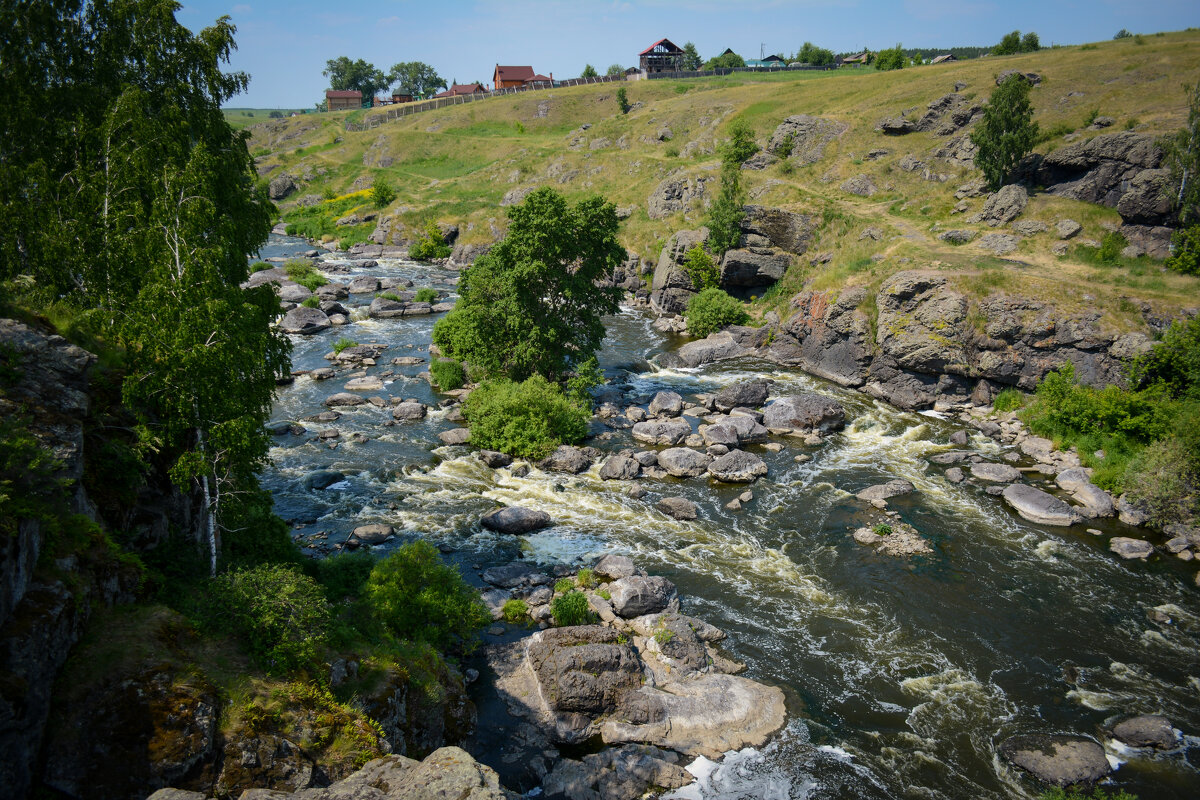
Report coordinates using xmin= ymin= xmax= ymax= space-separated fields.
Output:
xmin=243 ymin=234 xmax=1199 ymax=799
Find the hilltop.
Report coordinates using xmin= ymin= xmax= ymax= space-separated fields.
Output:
xmin=249 ymin=30 xmax=1200 ymax=333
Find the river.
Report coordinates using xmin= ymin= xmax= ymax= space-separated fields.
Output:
xmin=259 ymin=234 xmax=1200 ymax=800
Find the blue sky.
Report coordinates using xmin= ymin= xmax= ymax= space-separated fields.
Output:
xmin=176 ymin=0 xmax=1199 ymax=108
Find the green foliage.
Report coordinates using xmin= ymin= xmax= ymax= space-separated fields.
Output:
xmin=796 ymin=42 xmax=835 ymax=66
xmin=706 ymin=162 xmax=747 ymax=256
xmin=502 ymin=598 xmax=529 ymax=622
xmin=576 ymin=568 xmax=597 ymax=588
xmin=992 ymin=387 xmax=1027 ymax=412
xmin=408 ymin=221 xmax=452 ymax=261
xmin=301 ymin=295 xmax=319 ymax=308
xmin=1123 ymin=434 xmax=1199 ymax=525
xmin=681 ymin=42 xmax=702 ymax=71
xmin=364 ymin=540 xmax=490 ymax=652
xmin=1161 ymin=225 xmax=1200 ymax=275
xmin=565 ymin=356 xmax=603 ymax=408
xmin=1021 ymin=32 xmax=1041 ymax=52
xmin=1165 ymin=80 xmax=1200 ymax=226
xmin=722 ymin=118 xmax=759 ymax=165
xmin=551 ymin=590 xmax=593 ymax=626
xmin=1098 ymin=230 xmax=1129 ymax=263
xmin=685 ymin=288 xmax=750 ymax=338
xmin=1114 ymin=29 xmax=1134 ymax=39
xmin=413 ymin=287 xmax=438 ymax=303
xmin=463 ymin=375 xmax=590 ymax=459
xmin=1085 ymin=108 xmax=1100 ymax=127
xmin=387 ymin=61 xmax=446 ymax=98
xmin=431 ymin=187 xmax=623 ymax=381
xmin=777 ymin=132 xmax=796 ymax=159
xmin=1027 ymin=363 xmax=1172 ymax=444
xmin=606 ymin=63 xmax=625 ymax=78
xmin=1038 ymin=786 xmax=1137 ymax=800
xmin=704 ymin=51 xmax=746 ymax=70
xmin=554 ymin=577 xmax=575 ymax=594
xmin=0 ymin=410 xmax=65 ymax=530
xmin=371 ymin=176 xmax=396 ymax=208
xmin=971 ymin=74 xmax=1039 ymax=189
xmin=581 ymin=64 xmax=598 ymax=78
xmin=874 ymin=44 xmax=906 ymax=71
xmin=653 ymin=626 xmax=675 ymax=646
xmin=324 ymin=56 xmax=387 ymax=100
xmin=332 ymin=337 xmax=358 ymax=355
xmin=683 ymin=246 xmax=720 ymax=291
xmin=1130 ymin=316 xmax=1200 ymax=399
xmin=616 ymin=87 xmax=631 ymax=114
xmin=429 ymin=358 xmax=466 ymax=391
xmin=285 ymin=260 xmax=328 ymax=291
xmin=993 ymin=31 xmax=1022 ymax=56
xmin=873 ymin=523 xmax=893 ymax=536
xmin=212 ymin=564 xmax=331 ymax=673
xmin=316 ymin=550 xmax=377 ymax=602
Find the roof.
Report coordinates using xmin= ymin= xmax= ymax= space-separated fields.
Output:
xmin=931 ymin=53 xmax=957 ymax=64
xmin=721 ymin=48 xmax=736 ymax=56
xmin=639 ymin=38 xmax=682 ymax=56
xmin=494 ymin=65 xmax=535 ymax=82
xmin=762 ymin=54 xmax=785 ymax=62
xmin=325 ymin=89 xmax=362 ymax=98
xmin=842 ymin=52 xmax=869 ymax=62
xmin=527 ymin=74 xmax=552 ymax=83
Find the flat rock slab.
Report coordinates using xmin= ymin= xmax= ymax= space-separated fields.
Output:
xmin=658 ymin=447 xmax=711 ymax=478
xmin=970 ymin=462 xmax=1022 ymax=482
xmin=350 ymin=523 xmax=393 ymax=545
xmin=632 ymin=418 xmax=693 ymax=446
xmin=999 ymin=734 xmax=1111 ymax=787
xmin=707 ymin=449 xmax=768 ymax=483
xmin=657 ymin=497 xmax=698 ymax=520
xmin=855 ymin=479 xmax=916 ymax=502
xmin=852 ymin=523 xmax=932 ymax=557
xmin=1109 ymin=536 xmax=1154 ymax=559
xmin=600 ymin=673 xmax=787 ymax=759
xmin=344 ymin=376 xmax=384 ymax=392
xmin=325 ymin=392 xmax=365 ymax=408
xmin=437 ymin=428 xmax=470 ymax=445
xmin=482 ymin=561 xmax=551 ymax=588
xmin=1003 ymin=484 xmax=1079 ymax=527
xmin=480 ymin=507 xmax=552 ymax=535
xmin=762 ymin=393 xmax=846 ymax=433
xmin=1112 ymin=715 xmax=1177 ymax=749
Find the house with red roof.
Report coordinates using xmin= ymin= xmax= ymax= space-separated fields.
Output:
xmin=493 ymin=65 xmax=535 ymax=89
xmin=639 ymin=39 xmax=683 ymax=73
xmin=434 ymin=83 xmax=488 ymax=99
xmin=324 ymin=89 xmax=362 ymax=111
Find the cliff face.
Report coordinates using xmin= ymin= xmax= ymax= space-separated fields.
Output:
xmin=0 ymin=319 xmax=143 ymax=800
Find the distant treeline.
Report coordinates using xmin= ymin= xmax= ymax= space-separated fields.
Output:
xmin=836 ymin=46 xmax=993 ymax=61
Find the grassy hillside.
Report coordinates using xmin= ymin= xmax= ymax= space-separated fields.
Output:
xmin=224 ymin=107 xmax=307 ymax=129
xmin=249 ymin=30 xmax=1200 ymax=329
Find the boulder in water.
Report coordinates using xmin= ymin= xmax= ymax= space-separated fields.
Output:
xmin=713 ymin=379 xmax=772 ymax=412
xmin=707 ymin=449 xmax=768 ymax=483
xmin=855 ymin=479 xmax=916 ymax=502
xmin=1109 ymin=536 xmax=1153 ymax=560
xmin=1002 ymin=484 xmax=1079 ymax=526
xmin=1112 ymin=715 xmax=1178 ymax=749
xmin=762 ymin=394 xmax=845 ymax=433
xmin=999 ymin=734 xmax=1111 ymax=787
xmin=657 ymin=497 xmax=698 ymax=520
xmin=657 ymin=447 xmax=711 ymax=478
xmin=599 ymin=455 xmax=641 ymax=480
xmin=632 ymin=418 xmax=692 ymax=446
xmin=648 ymin=391 xmax=684 ymax=418
xmin=480 ymin=507 xmax=552 ymax=535
xmin=608 ymin=576 xmax=679 ymax=618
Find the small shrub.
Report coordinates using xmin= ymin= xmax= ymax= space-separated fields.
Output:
xmin=1036 ymin=121 xmax=1076 ymax=144
xmin=316 ymin=550 xmax=376 ymax=602
xmin=776 ymin=132 xmax=795 ymax=159
xmin=778 ymin=160 xmax=794 ymax=176
xmin=211 ymin=564 xmax=331 ymax=673
xmin=551 ymin=590 xmax=593 ymax=626
xmin=379 ymin=291 xmax=405 ymax=302
xmin=463 ymin=375 xmax=590 ymax=459
xmin=285 ymin=260 xmax=328 ymax=290
xmin=554 ymin=577 xmax=575 ymax=594
xmin=1130 ymin=316 xmax=1200 ymax=398
xmin=992 ymin=388 xmax=1026 ymax=412
xmin=332 ymin=337 xmax=358 ymax=355
xmin=616 ymin=87 xmax=631 ymax=114
xmin=1098 ymin=230 xmax=1129 ymax=263
xmin=413 ymin=287 xmax=438 ymax=303
xmin=597 ymin=588 xmax=611 ymax=600
xmin=654 ymin=627 xmax=675 ymax=646
xmin=875 ymin=44 xmax=906 ymax=71
xmin=664 ymin=144 xmax=680 ymax=158
xmin=514 ymin=121 xmax=526 ymax=134
xmin=722 ymin=118 xmax=759 ymax=165
xmin=429 ymin=358 xmax=465 ymax=391
xmin=576 ymin=568 xmax=596 ymax=588
xmin=682 ymin=245 xmax=719 ymax=291
xmin=1165 ymin=225 xmax=1200 ymax=275
xmin=873 ymin=523 xmax=893 ymax=536
xmin=408 ymin=221 xmax=452 ymax=261
xmin=364 ymin=539 xmax=491 ymax=652
xmin=502 ymin=598 xmax=529 ymax=623
xmin=371 ymin=176 xmax=396 ymax=208
xmin=301 ymin=295 xmax=319 ymax=308
xmin=1125 ymin=117 xmax=1139 ymax=130
xmin=1123 ymin=436 xmax=1199 ymax=526
xmin=1084 ymin=108 xmax=1100 ymax=127
xmin=685 ymin=288 xmax=750 ymax=338
xmin=1114 ymin=28 xmax=1133 ymax=39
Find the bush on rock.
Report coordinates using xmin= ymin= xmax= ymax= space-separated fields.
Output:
xmin=685 ymin=288 xmax=750 ymax=338
xmin=463 ymin=375 xmax=590 ymax=459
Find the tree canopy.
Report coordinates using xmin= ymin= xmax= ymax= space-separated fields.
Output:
xmin=581 ymin=64 xmax=598 ymax=78
xmin=970 ymin=73 xmax=1039 ymax=189
xmin=388 ymin=60 xmax=446 ymax=98
xmin=874 ymin=44 xmax=906 ymax=71
xmin=323 ymin=56 xmax=388 ymax=98
xmin=795 ymin=42 xmax=835 ymax=66
xmin=704 ymin=51 xmax=745 ymax=70
xmin=993 ymin=30 xmax=1041 ymax=55
xmin=431 ymin=188 xmax=624 ymax=381
xmin=681 ymin=42 xmax=702 ymax=70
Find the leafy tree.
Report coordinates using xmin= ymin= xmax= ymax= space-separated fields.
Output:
xmin=388 ymin=60 xmax=446 ymax=98
xmin=681 ymin=42 xmax=702 ymax=70
xmin=722 ymin=118 xmax=759 ymax=164
xmin=616 ymin=86 xmax=631 ymax=114
xmin=707 ymin=161 xmax=747 ymax=255
xmin=431 ymin=188 xmax=624 ymax=381
xmin=1021 ymin=32 xmax=1041 ymax=51
xmin=1165 ymin=80 xmax=1200 ymax=227
xmin=581 ymin=63 xmax=598 ymax=78
xmin=1 ymin=0 xmax=291 ymax=575
xmin=324 ymin=56 xmax=388 ymax=100
xmin=606 ymin=63 xmax=625 ymax=77
xmin=371 ymin=176 xmax=396 ymax=208
xmin=212 ymin=565 xmax=331 ymax=673
xmin=971 ymin=73 xmax=1039 ymax=189
xmin=796 ymin=42 xmax=835 ymax=66
xmin=683 ymin=246 xmax=719 ymax=290
xmin=1165 ymin=225 xmax=1200 ymax=275
xmin=685 ymin=288 xmax=750 ymax=338
xmin=1131 ymin=316 xmax=1200 ymax=399
xmin=994 ymin=30 xmax=1022 ymax=55
xmin=365 ymin=540 xmax=490 ymax=652
xmin=1114 ymin=29 xmax=1134 ymax=39
xmin=704 ymin=51 xmax=745 ymax=70
xmin=875 ymin=44 xmax=906 ymax=71
xmin=463 ymin=375 xmax=591 ymax=458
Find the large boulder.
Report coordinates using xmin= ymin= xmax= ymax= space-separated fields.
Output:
xmin=538 ymin=446 xmax=594 ymax=474
xmin=699 ymin=423 xmax=740 ymax=448
xmin=268 ymin=173 xmax=297 ymax=200
xmin=840 ymin=175 xmax=877 ymax=197
xmin=973 ymin=184 xmax=1027 ymax=226
xmin=855 ymin=479 xmax=916 ymax=502
xmin=650 ymin=228 xmax=708 ymax=314
xmin=999 ymin=735 xmax=1111 ymax=787
xmin=719 ymin=249 xmax=790 ymax=288
xmin=648 ymin=390 xmax=684 ymax=418
xmin=593 ymin=554 xmax=640 ymax=581
xmin=368 ymin=296 xmax=408 ymax=318
xmin=1002 ymin=484 xmax=1080 ymax=527
xmin=527 ymin=626 xmax=644 ymax=717
xmin=1112 ymin=715 xmax=1178 ymax=749
xmin=1109 ymin=536 xmax=1153 ymax=559
xmin=599 ymin=455 xmax=641 ymax=481
xmin=779 ymin=288 xmax=873 ymax=388
xmin=480 ymin=507 xmax=553 ymax=535
xmin=969 ymin=462 xmax=1022 ymax=483
xmin=707 ymin=449 xmax=768 ymax=483
xmin=767 ymin=115 xmax=848 ymax=164
xmin=631 ymin=418 xmax=692 ymax=446
xmin=762 ymin=393 xmax=846 ymax=433
xmin=657 ymin=447 xmax=711 ymax=478
xmin=607 ymin=576 xmax=679 ymax=618
xmin=714 ymin=379 xmax=772 ymax=411
xmin=707 ymin=413 xmax=768 ymax=444
xmin=647 ymin=175 xmax=714 ymax=220
xmin=278 ymin=306 xmax=331 ymax=335
xmin=739 ymin=205 xmax=817 ymax=254
xmin=656 ymin=497 xmax=698 ymax=520
xmin=662 ymin=331 xmax=750 ymax=368
xmin=872 ymin=272 xmax=968 ymax=374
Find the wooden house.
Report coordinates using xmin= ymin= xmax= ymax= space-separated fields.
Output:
xmin=930 ymin=53 xmax=957 ymax=64
xmin=434 ymin=83 xmax=489 ymax=99
xmin=494 ymin=65 xmax=535 ymax=89
xmin=639 ymin=39 xmax=683 ymax=73
xmin=392 ymin=92 xmax=414 ymax=104
xmin=325 ymin=89 xmax=362 ymax=111
xmin=840 ymin=52 xmax=869 ymax=66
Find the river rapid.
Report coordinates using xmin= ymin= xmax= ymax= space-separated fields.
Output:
xmin=259 ymin=235 xmax=1200 ymax=799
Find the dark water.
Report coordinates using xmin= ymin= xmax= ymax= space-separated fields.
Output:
xmin=259 ymin=235 xmax=1200 ymax=800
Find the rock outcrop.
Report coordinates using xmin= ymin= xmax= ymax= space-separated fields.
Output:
xmin=649 ymin=228 xmax=708 ymax=314
xmin=767 ymin=115 xmax=848 ymax=163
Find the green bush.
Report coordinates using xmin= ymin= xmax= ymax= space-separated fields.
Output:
xmin=721 ymin=118 xmax=759 ymax=164
xmin=616 ymin=87 xmax=631 ymax=114
xmin=502 ymin=598 xmax=529 ymax=623
xmin=463 ymin=375 xmax=590 ymax=459
xmin=1098 ymin=230 xmax=1129 ymax=263
xmin=873 ymin=523 xmax=893 ymax=536
xmin=316 ymin=550 xmax=376 ymax=602
xmin=685 ymin=288 xmax=750 ymax=338
xmin=551 ymin=590 xmax=593 ymax=626
xmin=1026 ymin=363 xmax=1171 ymax=444
xmin=1165 ymin=225 xmax=1200 ymax=275
xmin=364 ymin=539 xmax=491 ymax=652
xmin=371 ymin=176 xmax=396 ymax=208
xmin=992 ymin=387 xmax=1026 ymax=412
xmin=429 ymin=358 xmax=465 ymax=391
xmin=1131 ymin=316 xmax=1200 ymax=399
xmin=408 ymin=221 xmax=452 ymax=261
xmin=332 ymin=337 xmax=358 ymax=355
xmin=576 ymin=568 xmax=597 ymax=588
xmin=1123 ymin=436 xmax=1199 ymax=525
xmin=211 ymin=564 xmax=331 ymax=673
xmin=554 ymin=577 xmax=575 ymax=594
xmin=776 ymin=132 xmax=795 ymax=159
xmin=301 ymin=296 xmax=319 ymax=308
xmin=874 ymin=44 xmax=906 ymax=70
xmin=285 ymin=260 xmax=328 ymax=291
xmin=413 ymin=287 xmax=438 ymax=303
xmin=682 ymin=246 xmax=719 ymax=291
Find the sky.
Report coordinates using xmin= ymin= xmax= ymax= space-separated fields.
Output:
xmin=175 ymin=0 xmax=1200 ymax=108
